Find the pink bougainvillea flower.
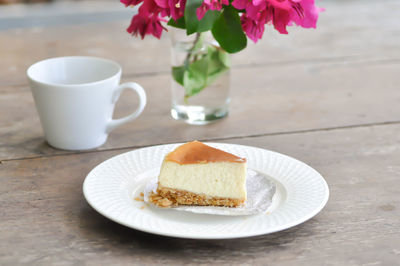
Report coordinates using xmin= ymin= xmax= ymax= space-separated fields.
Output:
xmin=231 ymin=0 xmax=247 ymax=10
xmin=234 ymin=0 xmax=322 ymax=41
xmin=126 ymin=0 xmax=167 ymax=39
xmin=232 ymin=0 xmax=266 ymax=19
xmin=123 ymin=0 xmax=322 ymax=41
xmin=240 ymin=12 xmax=267 ymax=43
xmin=197 ymin=0 xmax=229 ymax=20
xmin=204 ymin=0 xmax=229 ymax=11
xmin=265 ymin=0 xmax=322 ymax=34
xmin=124 ymin=0 xmax=186 ymax=39
xmin=155 ymin=0 xmax=186 ymax=20
xmin=120 ymin=0 xmax=144 ymax=7
xmin=265 ymin=2 xmax=291 ymax=34
xmin=127 ymin=13 xmax=166 ymax=39
xmin=246 ymin=1 xmax=267 ymax=20
xmin=232 ymin=0 xmax=268 ymax=42
xmin=137 ymin=0 xmax=162 ymax=15
xmin=127 ymin=14 xmax=148 ymax=39
xmin=290 ymin=0 xmax=324 ymax=29
xmin=196 ymin=3 xmax=210 ymax=20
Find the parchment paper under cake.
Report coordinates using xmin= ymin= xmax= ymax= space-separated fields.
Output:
xmin=144 ymin=169 xmax=276 ymax=216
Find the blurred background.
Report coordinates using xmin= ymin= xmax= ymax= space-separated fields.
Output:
xmin=0 ymin=0 xmax=399 ymax=157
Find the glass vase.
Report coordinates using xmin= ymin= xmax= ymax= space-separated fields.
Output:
xmin=170 ymin=29 xmax=230 ymax=125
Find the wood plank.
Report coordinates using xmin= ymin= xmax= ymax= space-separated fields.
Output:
xmin=1 ymin=61 xmax=400 ymax=160
xmin=0 ymin=0 xmax=399 ymax=87
xmin=1 ymin=123 xmax=399 ymax=265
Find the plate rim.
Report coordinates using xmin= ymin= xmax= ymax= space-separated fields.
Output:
xmin=83 ymin=142 xmax=329 ymax=239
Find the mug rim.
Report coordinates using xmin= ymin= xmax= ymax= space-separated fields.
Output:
xmin=27 ymin=56 xmax=122 ymax=87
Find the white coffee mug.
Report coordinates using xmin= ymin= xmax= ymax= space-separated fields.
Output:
xmin=27 ymin=56 xmax=147 ymax=150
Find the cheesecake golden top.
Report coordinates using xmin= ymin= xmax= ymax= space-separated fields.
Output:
xmin=165 ymin=141 xmax=246 ymax=164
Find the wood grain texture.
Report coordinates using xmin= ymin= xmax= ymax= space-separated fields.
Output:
xmin=1 ymin=0 xmax=400 ymax=160
xmin=1 ymin=61 xmax=400 ymax=160
xmin=1 ymin=124 xmax=399 ymax=265
xmin=0 ymin=0 xmax=399 ymax=87
xmin=1 ymin=0 xmax=400 ymax=264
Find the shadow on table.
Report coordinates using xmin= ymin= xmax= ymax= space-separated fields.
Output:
xmin=77 ymin=201 xmax=317 ymax=261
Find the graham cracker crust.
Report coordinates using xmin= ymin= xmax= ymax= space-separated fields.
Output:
xmin=149 ymin=185 xmax=245 ymax=208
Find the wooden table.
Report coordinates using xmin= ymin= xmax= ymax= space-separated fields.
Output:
xmin=1 ymin=0 xmax=399 ymax=265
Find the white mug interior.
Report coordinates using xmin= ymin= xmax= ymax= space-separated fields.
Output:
xmin=27 ymin=56 xmax=121 ymax=85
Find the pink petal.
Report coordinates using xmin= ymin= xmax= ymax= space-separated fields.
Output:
xmin=266 ymin=0 xmax=292 ymax=10
xmin=252 ymin=0 xmax=264 ymax=6
xmin=196 ymin=3 xmax=209 ymax=20
xmin=127 ymin=15 xmax=147 ymax=39
xmin=232 ymin=0 xmax=247 ymax=9
xmin=221 ymin=0 xmax=229 ymax=5
xmin=246 ymin=3 xmax=263 ymax=20
xmin=121 ymin=0 xmax=144 ymax=7
xmin=169 ymin=0 xmax=185 ymax=20
xmin=292 ymin=0 xmax=323 ymax=28
xmin=154 ymin=0 xmax=168 ymax=8
xmin=139 ymin=0 xmax=160 ymax=15
xmin=241 ymin=14 xmax=265 ymax=43
xmin=272 ymin=8 xmax=290 ymax=34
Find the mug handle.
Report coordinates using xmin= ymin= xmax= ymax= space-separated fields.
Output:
xmin=106 ymin=82 xmax=147 ymax=133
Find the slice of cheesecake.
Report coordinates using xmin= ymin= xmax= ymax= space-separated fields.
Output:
xmin=150 ymin=141 xmax=247 ymax=208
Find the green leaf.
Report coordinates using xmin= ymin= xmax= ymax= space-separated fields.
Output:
xmin=197 ymin=11 xmax=220 ymax=32
xmin=206 ymin=46 xmax=227 ymax=76
xmin=204 ymin=46 xmax=229 ymax=85
xmin=183 ymin=56 xmax=208 ymax=97
xmin=211 ymin=6 xmax=247 ymax=53
xmin=217 ymin=49 xmax=231 ymax=68
xmin=173 ymin=40 xmax=231 ymax=99
xmin=172 ymin=66 xmax=185 ymax=86
xmin=182 ymin=45 xmax=230 ymax=98
xmin=185 ymin=0 xmax=219 ymax=35
xmin=167 ymin=17 xmax=186 ymax=29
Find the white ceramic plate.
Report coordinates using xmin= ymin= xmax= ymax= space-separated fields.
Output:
xmin=83 ymin=143 xmax=329 ymax=239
